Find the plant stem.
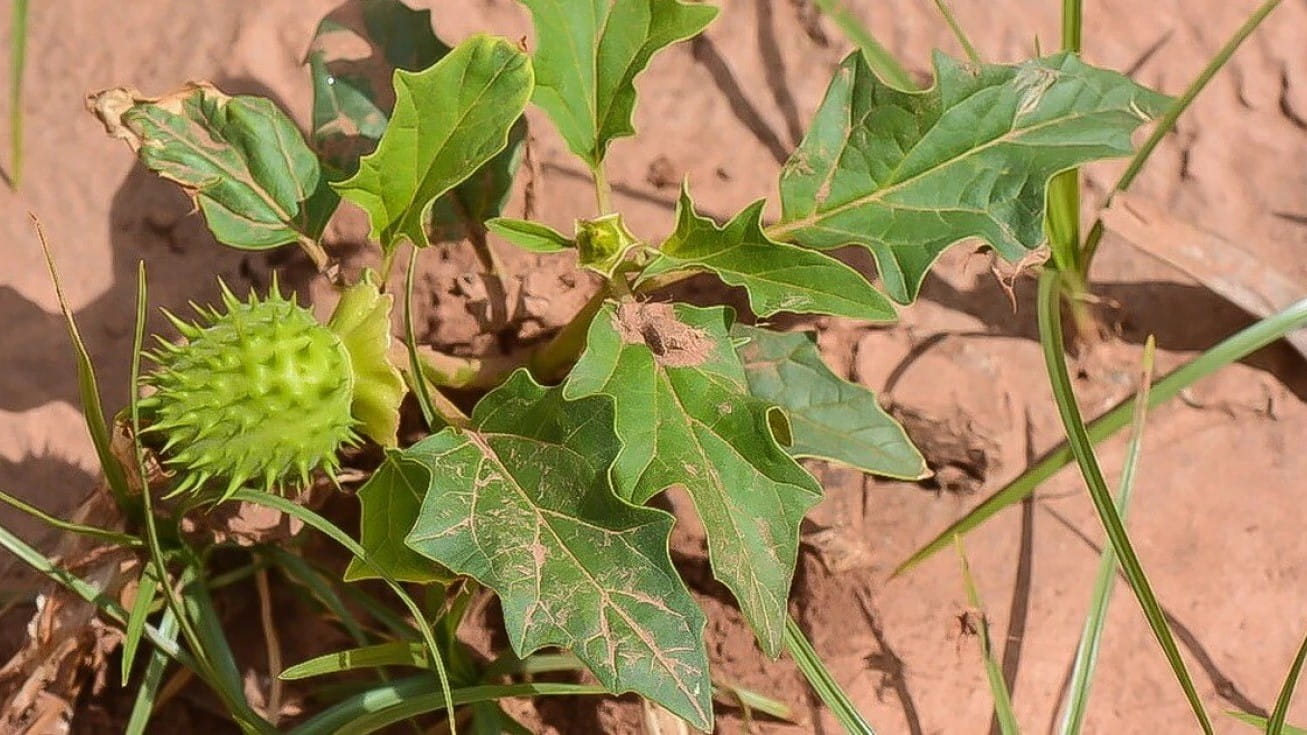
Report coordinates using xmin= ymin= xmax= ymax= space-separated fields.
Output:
xmin=530 ymin=283 xmax=609 ymax=380
xmin=8 ymin=0 xmax=27 ymax=190
xmin=1047 ymin=0 xmax=1089 ymax=331
xmin=1080 ymin=0 xmax=1282 ymax=270
xmin=591 ymin=161 xmax=613 ymax=215
xmin=255 ymin=569 xmax=284 ymax=727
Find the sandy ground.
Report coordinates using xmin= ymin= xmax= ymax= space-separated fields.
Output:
xmin=2 ymin=0 xmax=1307 ymax=733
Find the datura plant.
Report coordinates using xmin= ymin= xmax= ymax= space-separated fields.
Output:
xmin=79 ymin=0 xmax=1170 ymax=730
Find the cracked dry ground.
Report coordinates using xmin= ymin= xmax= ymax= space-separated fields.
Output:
xmin=1 ymin=0 xmax=1305 ymax=733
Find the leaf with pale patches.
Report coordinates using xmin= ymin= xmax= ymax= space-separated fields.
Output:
xmin=403 ymin=371 xmax=712 ymax=729
xmin=775 ymin=51 xmax=1171 ymax=303
xmin=564 ymin=302 xmax=821 ymax=656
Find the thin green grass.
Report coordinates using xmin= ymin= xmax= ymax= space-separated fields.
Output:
xmin=1038 ymin=269 xmax=1213 ymax=734
xmin=1081 ymin=0 xmax=1282 ymax=267
xmin=896 ymin=294 xmax=1307 ymax=574
xmin=1057 ymin=337 xmax=1156 ymax=735
xmin=124 ymin=608 xmax=179 ymax=735
xmin=955 ymin=536 xmax=1020 ymax=734
xmin=130 ymin=263 xmax=273 ymax=734
xmin=34 ymin=218 xmax=132 ymax=510
xmin=811 ymin=0 xmax=916 ymax=90
xmin=1229 ymin=712 xmax=1307 ymax=734
xmin=930 ymin=0 xmax=980 ymax=65
xmin=229 ymin=489 xmax=458 ymax=734
xmin=785 ymin=615 xmax=876 ymax=734
xmin=8 ymin=0 xmax=27 ymax=189
xmin=1267 ymin=631 xmax=1307 ymax=734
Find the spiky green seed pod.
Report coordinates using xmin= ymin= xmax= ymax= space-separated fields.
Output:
xmin=141 ymin=280 xmax=358 ymax=501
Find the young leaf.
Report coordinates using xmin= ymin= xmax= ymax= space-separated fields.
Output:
xmin=308 ymin=2 xmax=527 ymax=245
xmin=345 ymin=452 xmax=451 ymax=584
xmin=88 ymin=84 xmax=335 ymax=267
xmin=327 ymin=272 xmax=406 ymax=447
xmin=733 ymin=324 xmax=926 ymax=479
xmin=772 ymin=51 xmax=1171 ymax=303
xmin=307 ymin=0 xmax=452 ymax=176
xmin=520 ymin=0 xmax=718 ymax=166
xmin=640 ymin=188 xmax=896 ymax=321
xmin=333 ymin=35 xmax=533 ymax=253
xmin=486 ymin=217 xmax=573 ymax=253
xmin=564 ymin=302 xmax=822 ymax=656
xmin=403 ymin=371 xmax=713 ymax=729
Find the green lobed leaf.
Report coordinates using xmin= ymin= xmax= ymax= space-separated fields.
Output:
xmin=773 ymin=51 xmax=1171 ymax=303
xmin=327 ymin=271 xmax=406 ymax=448
xmin=308 ymin=1 xmax=528 ymax=245
xmin=89 ymin=84 xmax=335 ymax=261
xmin=346 ymin=452 xmax=451 ymax=584
xmin=733 ymin=324 xmax=926 ymax=479
xmin=333 ymin=35 xmax=533 ymax=253
xmin=486 ymin=216 xmax=573 ymax=253
xmin=641 ymin=187 xmax=896 ymax=321
xmin=403 ymin=371 xmax=713 ymax=729
xmin=564 ymin=302 xmax=822 ymax=656
xmin=520 ymin=0 xmax=717 ymax=166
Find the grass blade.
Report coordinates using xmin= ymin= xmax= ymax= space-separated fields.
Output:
xmin=0 ymin=522 xmax=187 ymax=664
xmin=124 ymin=607 xmax=179 ymax=735
xmin=230 ymin=489 xmax=456 ymax=733
xmin=1058 ymin=337 xmax=1157 ymax=735
xmin=955 ymin=536 xmax=1021 ymax=734
xmin=1268 ymin=631 xmax=1307 ymax=734
xmin=265 ymin=547 xmax=371 ymax=648
xmin=288 ymin=677 xmax=607 ymax=735
xmin=895 ymin=295 xmax=1307 ymax=575
xmin=1081 ymin=0 xmax=1282 ymax=265
xmin=1038 ymin=269 xmax=1212 ymax=734
xmin=811 ymin=0 xmax=916 ymax=91
xmin=130 ymin=263 xmax=272 ymax=734
xmin=0 ymin=487 xmax=141 ymax=547
xmin=121 ymin=561 xmax=161 ymax=684
xmin=785 ymin=614 xmax=876 ymax=735
xmin=1229 ymin=712 xmax=1307 ymax=734
xmin=8 ymin=0 xmax=27 ymax=189
xmin=931 ymin=0 xmax=980 ymax=65
xmin=34 ymin=217 xmax=132 ymax=510
xmin=281 ymin=641 xmax=428 ymax=681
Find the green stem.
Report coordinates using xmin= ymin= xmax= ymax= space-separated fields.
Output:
xmin=1038 ymin=269 xmax=1213 ymax=735
xmin=1081 ymin=0 xmax=1282 ymax=269
xmin=530 ymin=283 xmax=609 ymax=380
xmin=591 ymin=161 xmax=612 ymax=215
xmin=9 ymin=0 xmax=27 ymax=190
